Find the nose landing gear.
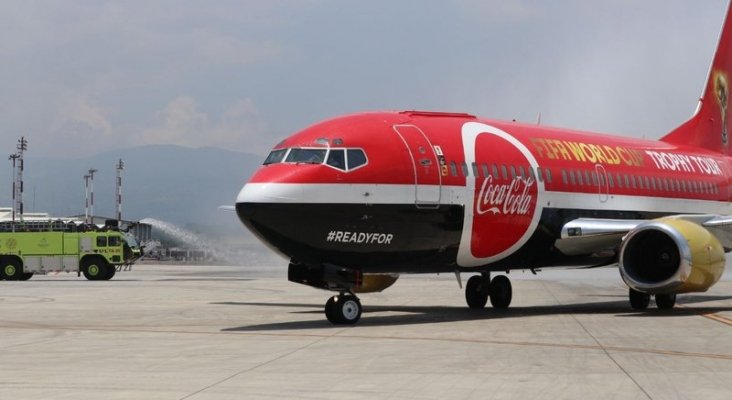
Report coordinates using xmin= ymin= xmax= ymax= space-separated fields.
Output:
xmin=325 ymin=292 xmax=362 ymax=325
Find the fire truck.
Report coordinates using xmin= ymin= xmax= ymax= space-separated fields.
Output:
xmin=0 ymin=220 xmax=142 ymax=281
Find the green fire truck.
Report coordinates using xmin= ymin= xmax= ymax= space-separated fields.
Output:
xmin=0 ymin=220 xmax=142 ymax=281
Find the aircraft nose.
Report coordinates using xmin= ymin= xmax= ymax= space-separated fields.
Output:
xmin=236 ymin=182 xmax=302 ymax=204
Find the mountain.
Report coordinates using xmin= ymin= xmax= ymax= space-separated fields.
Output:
xmin=0 ymin=144 xmax=263 ymax=232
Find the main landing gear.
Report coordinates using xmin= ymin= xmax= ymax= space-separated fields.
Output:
xmin=628 ymin=288 xmax=676 ymax=310
xmin=465 ymin=273 xmax=512 ymax=310
xmin=325 ymin=292 xmax=362 ymax=325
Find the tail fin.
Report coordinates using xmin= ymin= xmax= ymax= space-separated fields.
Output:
xmin=662 ymin=2 xmax=732 ymax=155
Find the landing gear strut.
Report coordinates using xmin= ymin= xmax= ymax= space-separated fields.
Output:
xmin=325 ymin=292 xmax=362 ymax=325
xmin=465 ymin=273 xmax=513 ymax=310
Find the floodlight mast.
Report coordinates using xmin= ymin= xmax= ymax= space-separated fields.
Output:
xmin=116 ymin=159 xmax=124 ymax=222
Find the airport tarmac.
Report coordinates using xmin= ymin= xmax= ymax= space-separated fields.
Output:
xmin=2 ymin=264 xmax=732 ymax=399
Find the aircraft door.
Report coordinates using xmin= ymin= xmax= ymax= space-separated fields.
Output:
xmin=393 ymin=125 xmax=441 ymax=207
xmin=595 ymin=164 xmax=609 ymax=203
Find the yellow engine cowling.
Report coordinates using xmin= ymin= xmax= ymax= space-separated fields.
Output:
xmin=619 ymin=217 xmax=725 ymax=294
xmin=352 ymin=274 xmax=399 ymax=293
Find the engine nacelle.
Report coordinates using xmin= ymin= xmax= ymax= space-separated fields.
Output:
xmin=619 ymin=217 xmax=725 ymax=294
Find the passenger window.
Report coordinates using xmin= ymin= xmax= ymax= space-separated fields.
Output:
xmin=584 ymin=171 xmax=591 ymax=186
xmin=472 ymin=163 xmax=480 ymax=177
xmin=461 ymin=163 xmax=469 ymax=176
xmin=326 ymin=149 xmax=346 ymax=170
xmin=519 ymin=166 xmax=526 ymax=179
xmin=545 ymin=168 xmax=553 ymax=183
xmin=644 ymin=177 xmax=650 ymax=190
xmin=481 ymin=164 xmax=490 ymax=178
xmin=616 ymin=173 xmax=623 ymax=188
xmin=650 ymin=177 xmax=657 ymax=191
xmin=591 ymin=172 xmax=599 ymax=186
xmin=263 ymin=149 xmax=287 ymax=165
xmin=577 ymin=170 xmax=584 ymax=185
xmin=450 ymin=161 xmax=458 ymax=177
xmin=638 ymin=176 xmax=644 ymax=190
xmin=528 ymin=167 xmax=536 ymax=181
xmin=346 ymin=149 xmax=367 ymax=170
xmin=608 ymin=174 xmax=614 ymax=188
xmin=561 ymin=169 xmax=568 ymax=185
xmin=109 ymin=236 xmax=120 ymax=246
xmin=536 ymin=167 xmax=544 ymax=182
xmin=96 ymin=236 xmax=107 ymax=247
xmin=510 ymin=165 xmax=516 ymax=179
xmin=501 ymin=165 xmax=508 ymax=180
xmin=492 ymin=164 xmax=499 ymax=178
xmin=569 ymin=171 xmax=576 ymax=185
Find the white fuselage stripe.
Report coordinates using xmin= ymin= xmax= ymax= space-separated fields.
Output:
xmin=237 ymin=182 xmax=731 ymax=215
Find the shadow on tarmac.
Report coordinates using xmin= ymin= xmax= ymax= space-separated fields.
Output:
xmin=218 ymin=295 xmax=732 ymax=331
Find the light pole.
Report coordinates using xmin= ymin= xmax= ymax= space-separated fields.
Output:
xmin=115 ymin=159 xmax=124 ymax=222
xmin=87 ymin=168 xmax=97 ymax=225
xmin=9 ymin=153 xmax=19 ymax=225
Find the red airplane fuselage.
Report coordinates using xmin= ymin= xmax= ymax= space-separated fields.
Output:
xmin=236 ymin=110 xmax=732 ymax=273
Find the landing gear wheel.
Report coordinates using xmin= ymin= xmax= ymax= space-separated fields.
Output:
xmin=489 ymin=275 xmax=512 ymax=309
xmin=629 ymin=288 xmax=651 ymax=310
xmin=1 ymin=258 xmax=23 ymax=280
xmin=655 ymin=293 xmax=676 ymax=310
xmin=325 ymin=293 xmax=362 ymax=325
xmin=82 ymin=258 xmax=109 ymax=281
xmin=465 ymin=275 xmax=489 ymax=309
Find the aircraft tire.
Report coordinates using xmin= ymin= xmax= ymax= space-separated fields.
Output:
xmin=325 ymin=294 xmax=362 ymax=325
xmin=465 ymin=275 xmax=489 ymax=309
xmin=325 ymin=296 xmax=339 ymax=323
xmin=489 ymin=275 xmax=512 ymax=309
xmin=655 ymin=293 xmax=676 ymax=310
xmin=629 ymin=288 xmax=650 ymax=310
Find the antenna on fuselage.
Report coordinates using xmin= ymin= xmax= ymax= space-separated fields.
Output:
xmin=536 ymin=112 xmax=542 ymax=125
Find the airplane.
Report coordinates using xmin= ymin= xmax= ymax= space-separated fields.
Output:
xmin=236 ymin=3 xmax=732 ymax=325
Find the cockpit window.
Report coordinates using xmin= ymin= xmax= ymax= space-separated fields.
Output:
xmin=263 ymin=149 xmax=288 ymax=165
xmin=326 ymin=149 xmax=346 ymax=170
xmin=347 ymin=149 xmax=367 ymax=170
xmin=285 ymin=148 xmax=327 ymax=164
xmin=264 ymin=146 xmax=367 ymax=172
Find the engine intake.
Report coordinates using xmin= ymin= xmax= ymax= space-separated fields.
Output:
xmin=619 ymin=218 xmax=725 ymax=294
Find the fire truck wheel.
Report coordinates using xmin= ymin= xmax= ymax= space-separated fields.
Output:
xmin=82 ymin=257 xmax=108 ymax=281
xmin=0 ymin=258 xmax=23 ymax=280
xmin=104 ymin=266 xmax=116 ymax=280
xmin=18 ymin=272 xmax=33 ymax=281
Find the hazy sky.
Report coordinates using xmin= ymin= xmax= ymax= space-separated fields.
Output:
xmin=0 ymin=1 xmax=727 ymax=158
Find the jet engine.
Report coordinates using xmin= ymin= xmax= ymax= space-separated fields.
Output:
xmin=619 ymin=217 xmax=725 ymax=294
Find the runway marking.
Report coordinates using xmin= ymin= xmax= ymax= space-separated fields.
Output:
xmin=3 ymin=321 xmax=732 ymax=361
xmin=677 ymin=303 xmax=732 ymax=326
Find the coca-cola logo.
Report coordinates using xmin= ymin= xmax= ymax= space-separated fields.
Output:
xmin=476 ymin=176 xmax=534 ymax=216
xmin=458 ymin=122 xmax=544 ymax=267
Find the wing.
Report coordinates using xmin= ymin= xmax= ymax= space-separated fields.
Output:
xmin=557 ymin=214 xmax=732 ymax=256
